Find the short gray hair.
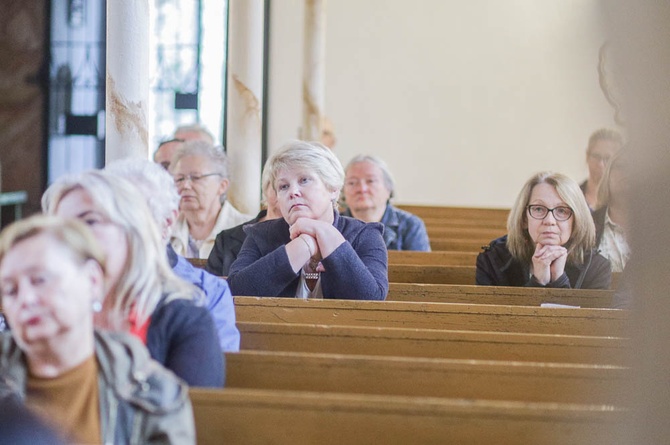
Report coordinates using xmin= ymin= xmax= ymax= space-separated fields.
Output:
xmin=170 ymin=141 xmax=230 ymax=202
xmin=267 ymin=140 xmax=344 ymax=197
xmin=174 ymin=123 xmax=215 ymax=145
xmin=344 ymin=154 xmax=395 ymax=198
xmin=105 ymin=157 xmax=180 ymax=223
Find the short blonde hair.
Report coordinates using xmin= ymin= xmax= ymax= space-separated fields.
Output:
xmin=266 ymin=140 xmax=344 ymax=204
xmin=42 ymin=170 xmax=200 ymax=328
xmin=507 ymin=171 xmax=595 ymax=265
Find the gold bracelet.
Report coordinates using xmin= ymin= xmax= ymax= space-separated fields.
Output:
xmin=298 ymin=236 xmax=313 ymax=257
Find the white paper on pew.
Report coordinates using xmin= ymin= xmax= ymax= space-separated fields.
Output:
xmin=540 ymin=303 xmax=582 ymax=309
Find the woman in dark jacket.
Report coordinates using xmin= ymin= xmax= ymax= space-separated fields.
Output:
xmin=228 ymin=141 xmax=388 ymax=300
xmin=476 ymin=171 xmax=611 ymax=289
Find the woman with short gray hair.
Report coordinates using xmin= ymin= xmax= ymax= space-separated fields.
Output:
xmin=342 ymin=154 xmax=430 ymax=251
xmin=169 ymin=141 xmax=251 ymax=258
xmin=228 ymin=141 xmax=388 ymax=300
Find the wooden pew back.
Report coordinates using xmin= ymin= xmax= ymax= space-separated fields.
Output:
xmin=386 ymin=283 xmax=614 ymax=307
xmin=191 ymin=387 xmax=623 ymax=445
xmin=233 ymin=297 xmax=628 ymax=337
xmin=238 ymin=321 xmax=628 ymax=365
xmin=226 ymin=350 xmax=628 ymax=405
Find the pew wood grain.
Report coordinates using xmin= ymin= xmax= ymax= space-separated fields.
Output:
xmin=190 ymin=388 xmax=623 ymax=445
xmin=225 ymin=350 xmax=628 ymax=405
xmin=233 ymin=297 xmax=628 ymax=337
xmin=237 ymin=321 xmax=628 ymax=365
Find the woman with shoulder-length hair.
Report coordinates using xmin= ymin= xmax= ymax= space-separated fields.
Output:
xmin=476 ymin=171 xmax=611 ymax=289
xmin=227 ymin=140 xmax=388 ymax=300
xmin=42 ymin=170 xmax=223 ymax=387
xmin=169 ymin=141 xmax=251 ymax=259
xmin=0 ymin=215 xmax=194 ymax=444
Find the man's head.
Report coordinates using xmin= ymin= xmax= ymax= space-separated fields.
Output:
xmin=586 ymin=128 xmax=623 ymax=185
xmin=153 ymin=138 xmax=185 ymax=170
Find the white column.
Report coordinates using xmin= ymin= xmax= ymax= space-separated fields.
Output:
xmin=105 ymin=0 xmax=150 ymax=162
xmin=226 ymin=0 xmax=264 ymax=215
xmin=301 ymin=0 xmax=326 ymax=142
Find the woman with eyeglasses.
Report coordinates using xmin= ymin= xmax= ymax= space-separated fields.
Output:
xmin=476 ymin=171 xmax=612 ymax=289
xmin=169 ymin=141 xmax=252 ymax=259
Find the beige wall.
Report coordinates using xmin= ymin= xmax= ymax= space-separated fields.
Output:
xmin=267 ymin=0 xmax=617 ymax=208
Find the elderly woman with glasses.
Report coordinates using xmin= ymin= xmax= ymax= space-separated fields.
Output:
xmin=476 ymin=171 xmax=612 ymax=289
xmin=169 ymin=141 xmax=252 ymax=259
xmin=227 ymin=141 xmax=388 ymax=300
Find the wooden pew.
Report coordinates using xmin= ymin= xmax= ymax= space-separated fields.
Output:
xmin=389 ymin=263 xmax=476 ymax=284
xmin=396 ymin=204 xmax=510 ymax=222
xmin=387 ymin=283 xmax=614 ymax=307
xmin=233 ymin=297 xmax=628 ymax=337
xmin=430 ymin=237 xmax=490 ymax=252
xmin=421 ymin=216 xmax=507 ymax=230
xmin=238 ymin=321 xmax=628 ymax=365
xmin=387 ymin=250 xmax=478 ymax=266
xmin=426 ymin=225 xmax=505 ymax=241
xmin=225 ymin=350 xmax=628 ymax=405
xmin=191 ymin=387 xmax=624 ymax=445
xmin=388 ymin=263 xmax=620 ymax=288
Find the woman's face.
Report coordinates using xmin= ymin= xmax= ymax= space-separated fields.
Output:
xmin=343 ymin=161 xmax=392 ymax=218
xmin=0 ymin=234 xmax=102 ymax=351
xmin=275 ymin=167 xmax=339 ymax=225
xmin=587 ymin=139 xmax=620 ymax=184
xmin=171 ymin=155 xmax=228 ymax=214
xmin=525 ymin=182 xmax=574 ymax=246
xmin=54 ymin=189 xmax=129 ymax=289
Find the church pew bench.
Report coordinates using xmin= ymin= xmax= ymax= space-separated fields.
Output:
xmin=386 ymin=283 xmax=614 ymax=307
xmin=387 ymin=250 xmax=479 ymax=266
xmin=225 ymin=349 xmax=628 ymax=405
xmin=190 ymin=387 xmax=623 ymax=445
xmin=388 ymin=263 xmax=477 ymax=284
xmin=233 ymin=297 xmax=628 ymax=337
xmin=237 ymin=321 xmax=629 ymax=366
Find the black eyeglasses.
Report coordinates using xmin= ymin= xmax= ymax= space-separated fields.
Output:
xmin=174 ymin=173 xmax=222 ymax=185
xmin=526 ymin=205 xmax=573 ymax=221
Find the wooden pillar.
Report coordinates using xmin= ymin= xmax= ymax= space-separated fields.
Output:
xmin=105 ymin=0 xmax=150 ymax=162
xmin=301 ymin=0 xmax=326 ymax=141
xmin=225 ymin=0 xmax=264 ymax=214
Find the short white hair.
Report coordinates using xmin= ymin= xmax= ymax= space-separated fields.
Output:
xmin=105 ymin=157 xmax=180 ymax=223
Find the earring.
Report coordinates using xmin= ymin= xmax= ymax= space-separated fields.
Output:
xmin=92 ymin=300 xmax=102 ymax=313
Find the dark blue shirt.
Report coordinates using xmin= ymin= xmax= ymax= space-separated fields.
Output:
xmin=147 ymin=297 xmax=225 ymax=387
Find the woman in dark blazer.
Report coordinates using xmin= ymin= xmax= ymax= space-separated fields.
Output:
xmin=227 ymin=141 xmax=388 ymax=300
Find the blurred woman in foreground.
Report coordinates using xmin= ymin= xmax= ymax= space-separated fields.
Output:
xmin=0 ymin=216 xmax=194 ymax=444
